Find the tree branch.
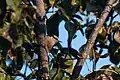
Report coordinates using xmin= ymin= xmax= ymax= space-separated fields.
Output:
xmin=70 ymin=0 xmax=119 ymax=79
xmin=35 ymin=0 xmax=49 ymax=80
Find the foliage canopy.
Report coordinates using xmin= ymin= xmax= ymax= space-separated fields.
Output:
xmin=0 ymin=0 xmax=120 ymax=80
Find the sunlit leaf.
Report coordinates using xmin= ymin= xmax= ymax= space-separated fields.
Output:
xmin=89 ymin=47 xmax=95 ymax=59
xmin=62 ymin=77 xmax=69 ymax=80
xmin=50 ymin=68 xmax=64 ymax=80
xmin=54 ymin=70 xmax=63 ymax=80
xmin=0 ymin=73 xmax=10 ymax=80
xmin=64 ymin=56 xmax=74 ymax=73
xmin=49 ymin=0 xmax=55 ymax=5
xmin=114 ymin=31 xmax=120 ymax=44
xmin=115 ymin=66 xmax=120 ymax=74
xmin=111 ymin=22 xmax=120 ymax=30
xmin=50 ymin=68 xmax=57 ymax=77
xmin=0 ymin=67 xmax=6 ymax=73
xmin=97 ymin=26 xmax=106 ymax=42
xmin=6 ymin=0 xmax=22 ymax=23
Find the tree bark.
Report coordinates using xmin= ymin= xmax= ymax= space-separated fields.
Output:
xmin=35 ymin=0 xmax=49 ymax=80
xmin=70 ymin=0 xmax=119 ymax=80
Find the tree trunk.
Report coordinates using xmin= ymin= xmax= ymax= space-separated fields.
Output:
xmin=35 ymin=0 xmax=49 ymax=80
xmin=70 ymin=0 xmax=119 ymax=80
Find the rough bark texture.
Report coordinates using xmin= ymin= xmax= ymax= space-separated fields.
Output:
xmin=70 ymin=0 xmax=118 ymax=80
xmin=35 ymin=0 xmax=49 ymax=80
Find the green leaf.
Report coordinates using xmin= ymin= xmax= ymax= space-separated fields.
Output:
xmin=0 ymin=73 xmax=8 ymax=80
xmin=115 ymin=2 xmax=120 ymax=15
xmin=60 ymin=47 xmax=79 ymax=59
xmin=65 ymin=21 xmax=78 ymax=44
xmin=0 ymin=60 xmax=7 ymax=71
xmin=79 ymin=44 xmax=86 ymax=52
xmin=72 ymin=15 xmax=83 ymax=21
xmin=0 ymin=36 xmax=12 ymax=57
xmin=110 ymin=52 xmax=120 ymax=65
xmin=57 ymin=0 xmax=71 ymax=14
xmin=57 ymin=0 xmax=79 ymax=16
xmin=22 ymin=42 xmax=33 ymax=59
xmin=64 ymin=56 xmax=74 ymax=73
xmin=57 ymin=3 xmax=71 ymax=21
xmin=47 ymin=11 xmax=62 ymax=37
xmin=115 ymin=66 xmax=120 ymax=74
xmin=50 ymin=48 xmax=59 ymax=58
xmin=0 ymin=0 xmax=6 ymax=26
xmin=0 ymin=67 xmax=6 ymax=73
xmin=13 ymin=47 xmax=24 ymax=70
xmin=96 ymin=42 xmax=108 ymax=49
xmin=72 ymin=34 xmax=77 ymax=39
xmin=8 ymin=24 xmax=19 ymax=44
xmin=62 ymin=77 xmax=69 ymax=80
xmin=89 ymin=47 xmax=95 ymax=60
xmin=111 ymin=22 xmax=120 ymax=31
xmin=108 ymin=42 xmax=119 ymax=54
xmin=50 ymin=68 xmax=64 ymax=80
xmin=100 ymin=53 xmax=109 ymax=58
xmin=54 ymin=70 xmax=63 ymax=80
xmin=97 ymin=27 xmax=106 ymax=42
xmin=0 ymin=36 xmax=11 ymax=50
xmin=108 ymin=42 xmax=120 ymax=65
xmin=49 ymin=0 xmax=55 ymax=5
xmin=6 ymin=0 xmax=22 ymax=23
xmin=76 ymin=75 xmax=85 ymax=80
xmin=71 ymin=18 xmax=84 ymax=36
xmin=50 ymin=68 xmax=57 ymax=78
xmin=27 ymin=73 xmax=36 ymax=79
xmin=5 ymin=66 xmax=13 ymax=75
xmin=30 ymin=59 xmax=38 ymax=69
xmin=85 ymin=24 xmax=96 ymax=39
xmin=69 ymin=5 xmax=80 ymax=16
xmin=79 ymin=0 xmax=86 ymax=12
xmin=56 ymin=55 xmax=71 ymax=69
xmin=113 ymin=31 xmax=120 ymax=44
xmin=100 ymin=64 xmax=111 ymax=69
xmin=17 ymin=23 xmax=33 ymax=44
xmin=86 ymin=0 xmax=106 ymax=16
